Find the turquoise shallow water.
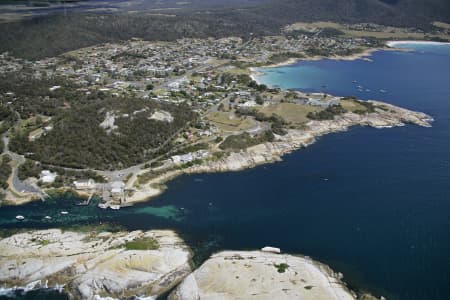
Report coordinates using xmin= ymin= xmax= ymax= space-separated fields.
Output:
xmin=1 ymin=43 xmax=450 ymax=299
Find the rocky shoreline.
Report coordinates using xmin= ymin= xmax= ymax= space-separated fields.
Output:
xmin=0 ymin=229 xmax=381 ymax=299
xmin=0 ymin=229 xmax=192 ymax=299
xmin=127 ymin=100 xmax=432 ymax=204
xmin=170 ymin=250 xmax=370 ymax=300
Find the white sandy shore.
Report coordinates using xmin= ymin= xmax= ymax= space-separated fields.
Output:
xmin=386 ymin=40 xmax=450 ymax=47
xmin=250 ymin=48 xmax=381 ymax=85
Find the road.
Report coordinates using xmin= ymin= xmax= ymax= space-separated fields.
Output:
xmin=1 ymin=43 xmax=262 ymax=190
xmin=2 ymin=133 xmax=46 ymax=198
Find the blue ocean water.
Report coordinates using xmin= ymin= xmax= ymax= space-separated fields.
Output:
xmin=1 ymin=43 xmax=449 ymax=300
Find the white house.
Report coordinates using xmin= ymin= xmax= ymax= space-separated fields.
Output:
xmin=73 ymin=179 xmax=96 ymax=190
xmin=40 ymin=170 xmax=57 ymax=184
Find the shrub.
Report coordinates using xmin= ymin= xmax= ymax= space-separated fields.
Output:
xmin=125 ymin=237 xmax=159 ymax=250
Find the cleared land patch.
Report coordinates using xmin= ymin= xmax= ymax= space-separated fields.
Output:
xmin=207 ymin=111 xmax=255 ymax=132
xmin=258 ymin=103 xmax=321 ymax=125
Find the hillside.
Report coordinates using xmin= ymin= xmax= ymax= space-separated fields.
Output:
xmin=252 ymin=0 xmax=450 ymax=28
xmin=0 ymin=0 xmax=448 ymax=59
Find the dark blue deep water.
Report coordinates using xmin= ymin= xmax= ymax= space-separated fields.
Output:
xmin=1 ymin=43 xmax=449 ymax=300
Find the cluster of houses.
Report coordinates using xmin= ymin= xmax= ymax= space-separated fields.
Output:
xmin=72 ymin=178 xmax=127 ymax=207
xmin=296 ymin=93 xmax=341 ymax=108
xmin=171 ymin=150 xmax=211 ymax=165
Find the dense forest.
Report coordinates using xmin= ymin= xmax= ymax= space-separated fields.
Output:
xmin=1 ymin=72 xmax=197 ymax=170
xmin=0 ymin=0 xmax=449 ymax=59
xmin=8 ymin=97 xmax=197 ymax=170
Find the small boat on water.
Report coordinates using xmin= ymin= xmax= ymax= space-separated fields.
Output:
xmin=379 ymin=89 xmax=387 ymax=93
xmin=44 ymin=216 xmax=52 ymax=220
xmin=110 ymin=205 xmax=120 ymax=210
xmin=16 ymin=215 xmax=25 ymax=220
xmin=60 ymin=211 xmax=69 ymax=215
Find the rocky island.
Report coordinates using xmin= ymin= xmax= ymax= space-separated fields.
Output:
xmin=170 ymin=250 xmax=374 ymax=300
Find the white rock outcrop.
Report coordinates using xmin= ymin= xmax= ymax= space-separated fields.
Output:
xmin=0 ymin=229 xmax=192 ymax=299
xmin=169 ymin=250 xmax=358 ymax=300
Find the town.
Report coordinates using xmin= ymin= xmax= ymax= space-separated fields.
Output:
xmin=0 ymin=22 xmax=437 ymax=208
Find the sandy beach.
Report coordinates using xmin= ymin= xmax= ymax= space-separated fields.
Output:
xmin=250 ymin=47 xmax=385 ymax=84
xmin=386 ymin=40 xmax=450 ymax=47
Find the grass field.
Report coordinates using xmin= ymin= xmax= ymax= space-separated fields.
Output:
xmin=340 ymin=99 xmax=367 ymax=112
xmin=207 ymin=111 xmax=255 ymax=132
xmin=258 ymin=103 xmax=320 ymax=125
xmin=224 ymin=67 xmax=251 ymax=75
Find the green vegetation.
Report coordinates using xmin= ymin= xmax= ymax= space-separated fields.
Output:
xmin=137 ymin=168 xmax=174 ymax=185
xmin=306 ymin=105 xmax=347 ymax=120
xmin=125 ymin=237 xmax=159 ymax=250
xmin=354 ymin=101 xmax=376 ymax=114
xmin=0 ymin=155 xmax=12 ymax=190
xmin=3 ymin=73 xmax=197 ymax=170
xmin=237 ymin=107 xmax=289 ymax=135
xmin=268 ymin=52 xmax=304 ymax=64
xmin=0 ymin=105 xmax=17 ymax=137
xmin=1 ymin=0 xmax=447 ymax=60
xmin=39 ymin=239 xmax=51 ymax=246
xmin=317 ymin=27 xmax=345 ymax=37
xmin=18 ymin=159 xmax=42 ymax=180
xmin=341 ymin=98 xmax=376 ymax=114
xmin=274 ymin=263 xmax=289 ymax=273
xmin=219 ymin=131 xmax=275 ymax=150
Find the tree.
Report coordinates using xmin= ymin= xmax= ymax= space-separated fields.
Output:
xmin=256 ymin=95 xmax=264 ymax=105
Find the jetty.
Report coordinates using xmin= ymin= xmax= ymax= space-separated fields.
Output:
xmin=75 ymin=192 xmax=94 ymax=206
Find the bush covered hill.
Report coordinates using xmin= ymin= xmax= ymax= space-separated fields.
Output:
xmin=0 ymin=0 xmax=448 ymax=60
xmin=1 ymin=72 xmax=197 ymax=170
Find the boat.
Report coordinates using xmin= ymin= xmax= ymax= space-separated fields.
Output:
xmin=60 ymin=211 xmax=69 ymax=215
xmin=379 ymin=89 xmax=387 ymax=93
xmin=110 ymin=205 xmax=121 ymax=210
xmin=98 ymin=203 xmax=108 ymax=209
xmin=261 ymin=246 xmax=281 ymax=254
xmin=44 ymin=216 xmax=52 ymax=220
xmin=16 ymin=215 xmax=25 ymax=220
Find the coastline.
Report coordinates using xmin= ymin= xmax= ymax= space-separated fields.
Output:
xmin=386 ymin=40 xmax=450 ymax=47
xmin=0 ymin=229 xmax=379 ymax=299
xmin=126 ymin=101 xmax=433 ymax=205
xmin=250 ymin=47 xmax=387 ymax=84
xmin=1 ymin=42 xmax=435 ymax=208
